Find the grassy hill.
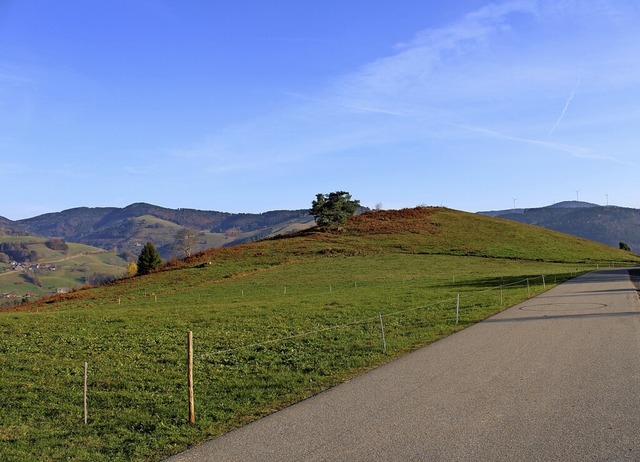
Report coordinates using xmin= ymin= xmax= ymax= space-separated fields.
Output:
xmin=0 ymin=236 xmax=127 ymax=306
xmin=479 ymin=202 xmax=640 ymax=252
xmin=1 ymin=207 xmax=638 ymax=461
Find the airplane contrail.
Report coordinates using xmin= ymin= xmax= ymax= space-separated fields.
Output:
xmin=548 ymin=77 xmax=581 ymax=138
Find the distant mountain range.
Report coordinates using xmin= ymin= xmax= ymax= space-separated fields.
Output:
xmin=478 ymin=201 xmax=640 ymax=253
xmin=2 ymin=200 xmax=638 ymax=262
xmin=0 ymin=203 xmax=314 ymax=259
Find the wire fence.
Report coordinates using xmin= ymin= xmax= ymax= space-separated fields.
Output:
xmin=119 ymin=263 xmax=636 ymax=374
xmin=5 ymin=260 xmax=640 ymax=462
xmin=194 ymin=271 xmax=582 ymax=362
xmin=17 ymin=262 xmax=640 ymax=434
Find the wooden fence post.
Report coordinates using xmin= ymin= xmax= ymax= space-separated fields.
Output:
xmin=378 ymin=313 xmax=387 ymax=354
xmin=84 ymin=362 xmax=88 ymax=425
xmin=187 ymin=331 xmax=195 ymax=424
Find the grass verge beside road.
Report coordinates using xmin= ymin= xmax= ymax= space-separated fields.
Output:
xmin=0 ymin=256 xmax=603 ymax=461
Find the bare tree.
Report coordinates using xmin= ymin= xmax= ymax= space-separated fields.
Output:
xmin=173 ymin=228 xmax=200 ymax=258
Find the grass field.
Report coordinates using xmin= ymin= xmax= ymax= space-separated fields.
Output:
xmin=1 ymin=208 xmax=638 ymax=461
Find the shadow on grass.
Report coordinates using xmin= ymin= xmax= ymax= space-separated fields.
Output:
xmin=442 ymin=273 xmax=576 ymax=290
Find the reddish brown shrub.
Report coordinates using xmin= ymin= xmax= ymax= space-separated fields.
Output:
xmin=346 ymin=207 xmax=442 ymax=235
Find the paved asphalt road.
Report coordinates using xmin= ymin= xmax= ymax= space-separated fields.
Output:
xmin=165 ymin=268 xmax=640 ymax=461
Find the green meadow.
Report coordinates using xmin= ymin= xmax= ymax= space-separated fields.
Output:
xmin=0 ymin=237 xmax=126 ymax=303
xmin=1 ymin=208 xmax=638 ymax=461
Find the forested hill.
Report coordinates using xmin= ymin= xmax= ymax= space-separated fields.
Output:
xmin=16 ymin=203 xmax=230 ymax=237
xmin=478 ymin=202 xmax=640 ymax=253
xmin=1 ymin=203 xmax=313 ymax=259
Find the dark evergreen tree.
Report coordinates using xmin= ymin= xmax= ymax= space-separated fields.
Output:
xmin=310 ymin=191 xmax=360 ymax=227
xmin=619 ymin=241 xmax=631 ymax=252
xmin=137 ymin=241 xmax=162 ymax=275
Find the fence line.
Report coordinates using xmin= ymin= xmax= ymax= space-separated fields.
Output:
xmin=199 ymin=316 xmax=380 ymax=359
xmin=110 ymin=261 xmax=631 ymax=306
xmin=197 ymin=272 xmax=573 ymax=361
xmin=73 ymin=266 xmax=612 ymax=426
xmin=184 ymin=269 xmax=582 ymax=428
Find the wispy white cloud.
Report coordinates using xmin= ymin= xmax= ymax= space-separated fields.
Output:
xmin=172 ymin=0 xmax=541 ymax=170
xmin=0 ymin=61 xmax=35 ymax=86
xmin=123 ymin=166 xmax=149 ymax=175
xmin=333 ymin=0 xmax=535 ymax=102
xmin=0 ymin=162 xmax=25 ymax=176
xmin=0 ymin=60 xmax=37 ymax=125
xmin=406 ymin=0 xmax=536 ymax=48
xmin=5 ymin=0 xmax=640 ymax=216
xmin=284 ymin=92 xmax=406 ymax=117
xmin=454 ymin=123 xmax=638 ymax=166
xmin=535 ymin=0 xmax=632 ymax=24
xmin=167 ymin=0 xmax=640 ymax=191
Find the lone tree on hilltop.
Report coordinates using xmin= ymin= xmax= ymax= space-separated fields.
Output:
xmin=310 ymin=191 xmax=360 ymax=227
xmin=137 ymin=241 xmax=162 ymax=275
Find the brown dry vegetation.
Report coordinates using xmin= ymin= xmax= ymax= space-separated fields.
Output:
xmin=345 ymin=207 xmax=441 ymax=235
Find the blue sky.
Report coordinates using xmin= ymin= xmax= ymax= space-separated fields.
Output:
xmin=1 ymin=0 xmax=639 ymax=220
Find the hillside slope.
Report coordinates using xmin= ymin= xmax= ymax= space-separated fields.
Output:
xmin=5 ymin=203 xmax=314 ymax=259
xmin=65 ymin=207 xmax=637 ymax=292
xmin=0 ymin=236 xmax=127 ymax=306
xmin=479 ymin=202 xmax=640 ymax=252
xmin=5 ymin=207 xmax=633 ymax=307
xmin=216 ymin=207 xmax=635 ymax=265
